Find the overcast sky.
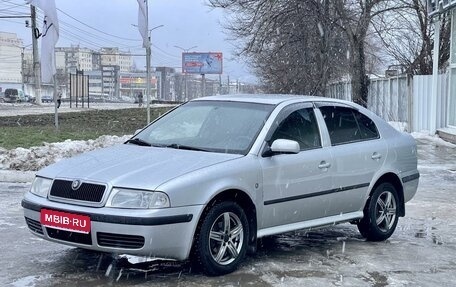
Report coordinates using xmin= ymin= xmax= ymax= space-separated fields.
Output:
xmin=0 ymin=0 xmax=256 ymax=82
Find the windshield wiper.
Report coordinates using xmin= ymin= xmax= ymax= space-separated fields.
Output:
xmin=125 ymin=138 xmax=152 ymax=146
xmin=165 ymin=143 xmax=209 ymax=152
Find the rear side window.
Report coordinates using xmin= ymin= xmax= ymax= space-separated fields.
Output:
xmin=319 ymin=106 xmax=379 ymax=145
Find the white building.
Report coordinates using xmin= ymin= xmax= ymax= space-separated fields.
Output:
xmin=0 ymin=32 xmax=23 ymax=83
xmin=100 ymin=47 xmax=132 ymax=73
xmin=56 ymin=46 xmax=93 ymax=73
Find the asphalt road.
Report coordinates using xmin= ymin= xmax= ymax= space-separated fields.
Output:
xmin=1 ymin=138 xmax=455 ymax=287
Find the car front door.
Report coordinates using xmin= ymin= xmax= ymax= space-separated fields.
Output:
xmin=317 ymin=104 xmax=387 ymax=215
xmin=259 ymin=103 xmax=334 ymax=229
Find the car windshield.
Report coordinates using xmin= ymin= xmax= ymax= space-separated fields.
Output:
xmin=134 ymin=100 xmax=274 ymax=155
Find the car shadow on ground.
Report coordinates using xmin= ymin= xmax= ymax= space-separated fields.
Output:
xmin=46 ymin=225 xmax=365 ymax=285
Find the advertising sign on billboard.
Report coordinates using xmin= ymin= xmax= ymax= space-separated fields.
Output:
xmin=182 ymin=52 xmax=223 ymax=74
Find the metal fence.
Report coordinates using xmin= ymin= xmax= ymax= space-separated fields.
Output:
xmin=326 ymin=74 xmax=449 ymax=132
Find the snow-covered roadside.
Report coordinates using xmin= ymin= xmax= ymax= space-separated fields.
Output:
xmin=0 ymin=135 xmax=130 ymax=182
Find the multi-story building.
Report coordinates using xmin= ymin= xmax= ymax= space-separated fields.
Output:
xmin=0 ymin=32 xmax=23 ymax=83
xmin=55 ymin=45 xmax=93 ymax=73
xmin=100 ymin=47 xmax=132 ymax=73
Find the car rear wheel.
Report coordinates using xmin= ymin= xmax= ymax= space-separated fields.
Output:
xmin=193 ymin=201 xmax=249 ymax=275
xmin=358 ymin=182 xmax=399 ymax=241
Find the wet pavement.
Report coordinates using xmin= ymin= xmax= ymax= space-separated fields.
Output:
xmin=1 ymin=137 xmax=455 ymax=287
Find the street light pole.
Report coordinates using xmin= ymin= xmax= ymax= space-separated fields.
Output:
xmin=146 ymin=24 xmax=164 ymax=123
xmin=174 ymin=45 xmax=197 ymax=101
xmin=146 ymin=44 xmax=151 ymax=123
xmin=134 ymin=20 xmax=164 ymax=124
xmin=31 ymin=5 xmax=41 ymax=105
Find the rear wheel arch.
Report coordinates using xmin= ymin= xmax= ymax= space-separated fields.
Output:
xmin=369 ymin=173 xmax=405 ymax=217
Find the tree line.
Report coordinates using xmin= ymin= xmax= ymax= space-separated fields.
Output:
xmin=208 ymin=0 xmax=450 ymax=106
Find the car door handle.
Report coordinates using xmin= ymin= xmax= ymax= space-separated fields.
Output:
xmin=318 ymin=161 xmax=331 ymax=169
xmin=371 ymin=152 xmax=382 ymax=160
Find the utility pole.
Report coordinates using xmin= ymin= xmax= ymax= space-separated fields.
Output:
xmin=201 ymin=74 xmax=206 ymax=98
xmin=21 ymin=47 xmax=25 ymax=93
xmin=31 ymin=5 xmax=41 ymax=104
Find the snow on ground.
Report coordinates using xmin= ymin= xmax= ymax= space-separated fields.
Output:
xmin=0 ymin=135 xmax=130 ymax=182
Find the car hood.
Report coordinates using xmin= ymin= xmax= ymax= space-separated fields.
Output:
xmin=38 ymin=144 xmax=243 ymax=190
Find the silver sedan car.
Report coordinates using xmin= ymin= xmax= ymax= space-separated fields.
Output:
xmin=22 ymin=95 xmax=419 ymax=275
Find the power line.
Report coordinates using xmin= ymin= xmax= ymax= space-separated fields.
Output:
xmin=56 ymin=7 xmax=140 ymax=42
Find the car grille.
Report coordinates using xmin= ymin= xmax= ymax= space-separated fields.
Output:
xmin=50 ymin=179 xmax=106 ymax=203
xmin=25 ymin=217 xmax=44 ymax=235
xmin=97 ymin=232 xmax=145 ymax=249
xmin=46 ymin=227 xmax=92 ymax=245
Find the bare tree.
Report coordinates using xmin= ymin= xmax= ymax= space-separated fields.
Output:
xmin=331 ymin=0 xmax=411 ymax=105
xmin=209 ymin=0 xmax=422 ymax=106
xmin=208 ymin=0 xmax=348 ymax=96
xmin=371 ymin=0 xmax=450 ymax=75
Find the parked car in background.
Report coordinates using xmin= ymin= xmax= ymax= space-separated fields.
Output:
xmin=22 ymin=95 xmax=419 ymax=275
xmin=41 ymin=95 xmax=53 ymax=103
xmin=0 ymin=91 xmax=4 ymax=102
xmin=27 ymin=94 xmax=36 ymax=103
xmin=4 ymin=88 xmax=18 ymax=103
xmin=4 ymin=88 xmax=26 ymax=103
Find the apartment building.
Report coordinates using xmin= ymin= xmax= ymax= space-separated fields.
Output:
xmin=0 ymin=32 xmax=23 ymax=83
xmin=100 ymin=47 xmax=132 ymax=73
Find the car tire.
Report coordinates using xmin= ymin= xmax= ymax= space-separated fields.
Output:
xmin=193 ymin=201 xmax=249 ymax=275
xmin=357 ymin=182 xmax=400 ymax=241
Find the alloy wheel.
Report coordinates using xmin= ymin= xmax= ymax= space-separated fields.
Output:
xmin=208 ymin=212 xmax=244 ymax=265
xmin=375 ymin=190 xmax=397 ymax=232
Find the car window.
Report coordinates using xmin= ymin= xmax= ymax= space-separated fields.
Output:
xmin=355 ymin=111 xmax=379 ymax=140
xmin=319 ymin=106 xmax=379 ymax=145
xmin=140 ymin=101 xmax=274 ymax=154
xmin=270 ymin=108 xmax=321 ymax=150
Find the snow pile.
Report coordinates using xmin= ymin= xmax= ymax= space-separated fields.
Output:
xmin=0 ymin=135 xmax=130 ymax=171
xmin=412 ymin=132 xmax=456 ymax=148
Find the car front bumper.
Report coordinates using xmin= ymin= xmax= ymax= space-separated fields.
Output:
xmin=22 ymin=192 xmax=203 ymax=261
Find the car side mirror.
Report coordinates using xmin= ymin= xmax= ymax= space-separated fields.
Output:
xmin=263 ymin=139 xmax=300 ymax=157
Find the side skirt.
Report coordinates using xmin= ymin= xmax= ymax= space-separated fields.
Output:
xmin=257 ymin=211 xmax=364 ymax=238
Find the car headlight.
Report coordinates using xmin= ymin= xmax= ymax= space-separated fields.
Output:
xmin=106 ymin=188 xmax=170 ymax=209
xmin=30 ymin=177 xmax=53 ymax=198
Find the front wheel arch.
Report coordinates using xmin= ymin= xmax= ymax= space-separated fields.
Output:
xmin=190 ymin=190 xmax=257 ymax=270
xmin=192 ymin=201 xmax=249 ymax=275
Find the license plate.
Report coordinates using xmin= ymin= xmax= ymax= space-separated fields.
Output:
xmin=40 ymin=209 xmax=91 ymax=234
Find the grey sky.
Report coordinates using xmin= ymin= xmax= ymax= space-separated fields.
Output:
xmin=0 ymin=0 xmax=255 ymax=82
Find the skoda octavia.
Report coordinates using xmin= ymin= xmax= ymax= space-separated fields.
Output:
xmin=22 ymin=95 xmax=419 ymax=275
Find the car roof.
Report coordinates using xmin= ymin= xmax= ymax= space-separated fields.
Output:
xmin=193 ymin=94 xmax=354 ymax=106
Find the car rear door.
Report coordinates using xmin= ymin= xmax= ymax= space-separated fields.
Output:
xmin=316 ymin=103 xmax=387 ymax=215
xmin=259 ymin=103 xmax=334 ymax=229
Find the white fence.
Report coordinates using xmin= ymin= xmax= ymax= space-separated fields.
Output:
xmin=412 ymin=74 xmax=448 ymax=132
xmin=327 ymin=74 xmax=449 ymax=132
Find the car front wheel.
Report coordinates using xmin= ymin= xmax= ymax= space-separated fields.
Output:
xmin=358 ymin=182 xmax=399 ymax=241
xmin=193 ymin=201 xmax=249 ymax=275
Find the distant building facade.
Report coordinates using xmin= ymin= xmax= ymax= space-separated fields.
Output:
xmin=0 ymin=32 xmax=23 ymax=83
xmin=56 ymin=45 xmax=93 ymax=73
xmin=100 ymin=48 xmax=132 ymax=73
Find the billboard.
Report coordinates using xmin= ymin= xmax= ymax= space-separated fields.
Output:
xmin=182 ymin=52 xmax=223 ymax=74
